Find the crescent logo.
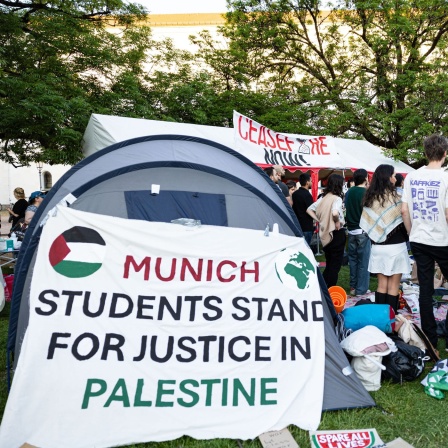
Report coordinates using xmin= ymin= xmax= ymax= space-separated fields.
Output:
xmin=48 ymin=226 xmax=106 ymax=278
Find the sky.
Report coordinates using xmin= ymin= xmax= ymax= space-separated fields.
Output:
xmin=139 ymin=0 xmax=228 ymax=14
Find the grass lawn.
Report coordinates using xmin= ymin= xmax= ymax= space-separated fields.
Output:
xmin=1 ymin=263 xmax=448 ymax=448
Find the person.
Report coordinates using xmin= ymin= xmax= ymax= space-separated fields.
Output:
xmin=360 ymin=164 xmax=410 ymax=312
xmin=401 ymin=134 xmax=448 ymax=350
xmin=286 ymin=180 xmax=297 ymax=194
xmin=395 ymin=173 xmax=411 ymax=250
xmin=273 ymin=165 xmax=293 ymax=206
xmin=292 ymin=173 xmax=314 ymax=245
xmin=344 ymin=178 xmax=354 ymax=205
xmin=345 ymin=169 xmax=371 ymax=296
xmin=307 ymin=174 xmax=346 ymax=287
xmin=264 ymin=166 xmax=291 ymax=204
xmin=395 ymin=173 xmax=404 ymax=196
xmin=24 ymin=191 xmax=45 ymax=225
xmin=6 ymin=187 xmax=28 ymax=228
xmin=264 ymin=166 xmax=281 ymax=189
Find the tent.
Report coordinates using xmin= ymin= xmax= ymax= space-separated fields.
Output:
xmin=83 ymin=112 xmax=414 ymax=199
xmin=4 ymin=134 xmax=374 ymax=446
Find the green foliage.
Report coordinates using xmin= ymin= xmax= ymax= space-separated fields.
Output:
xmin=195 ymin=0 xmax=448 ymax=165
xmin=3 ymin=0 xmax=448 ymax=168
xmin=0 ymin=0 xmax=270 ymax=165
xmin=0 ymin=0 xmax=154 ymax=166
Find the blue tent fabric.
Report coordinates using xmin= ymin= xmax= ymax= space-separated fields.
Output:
xmin=124 ymin=190 xmax=228 ymax=226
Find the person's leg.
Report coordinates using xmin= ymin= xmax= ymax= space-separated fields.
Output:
xmin=356 ymin=233 xmax=371 ymax=295
xmin=323 ymin=229 xmax=346 ymax=287
xmin=386 ymin=273 xmax=402 ymax=296
xmin=384 ymin=273 xmax=402 ymax=312
xmin=386 ymin=293 xmax=399 ymax=312
xmin=376 ymin=273 xmax=388 ymax=293
xmin=322 ymin=244 xmax=331 ymax=286
xmin=411 ymin=242 xmax=438 ymax=347
xmin=375 ymin=291 xmax=387 ymax=304
xmin=303 ymin=231 xmax=313 ymax=246
xmin=347 ymin=233 xmax=357 ymax=291
xmin=322 ymin=242 xmax=333 ymax=287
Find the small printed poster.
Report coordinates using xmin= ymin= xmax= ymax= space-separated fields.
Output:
xmin=309 ymin=429 xmax=385 ymax=448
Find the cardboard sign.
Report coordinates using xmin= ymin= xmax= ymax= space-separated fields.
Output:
xmin=385 ymin=438 xmax=414 ymax=448
xmin=309 ymin=428 xmax=385 ymax=448
xmin=259 ymin=428 xmax=299 ymax=448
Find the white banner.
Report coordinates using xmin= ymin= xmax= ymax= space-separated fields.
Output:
xmin=0 ymin=207 xmax=325 ymax=448
xmin=233 ymin=110 xmax=346 ymax=169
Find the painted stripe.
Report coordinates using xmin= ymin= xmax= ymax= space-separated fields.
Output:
xmin=62 ymin=227 xmax=106 ymax=245
xmin=49 ymin=234 xmax=70 ymax=267
xmin=53 ymin=260 xmax=102 ymax=278
xmin=62 ymin=242 xmax=107 ymax=263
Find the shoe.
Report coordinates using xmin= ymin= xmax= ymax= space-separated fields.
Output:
xmin=350 ymin=288 xmax=356 ymax=296
xmin=356 ymin=289 xmax=371 ymax=297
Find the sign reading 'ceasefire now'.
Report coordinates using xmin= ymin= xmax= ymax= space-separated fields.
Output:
xmin=233 ymin=110 xmax=345 ymax=169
